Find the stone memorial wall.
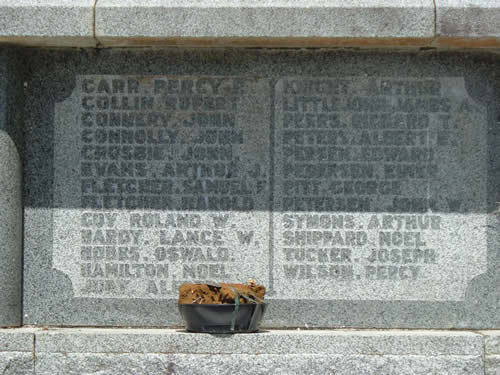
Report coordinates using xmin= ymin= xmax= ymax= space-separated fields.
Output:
xmin=0 ymin=1 xmax=499 ymax=373
xmin=20 ymin=49 xmax=499 ymax=328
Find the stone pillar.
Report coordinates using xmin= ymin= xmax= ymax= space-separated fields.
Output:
xmin=0 ymin=48 xmax=23 ymax=327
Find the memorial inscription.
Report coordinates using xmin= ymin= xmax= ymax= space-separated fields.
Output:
xmin=53 ymin=75 xmax=489 ymax=302
xmin=53 ymin=76 xmax=271 ymax=298
xmin=273 ymin=77 xmax=488 ymax=300
xmin=27 ymin=49 xmax=497 ymax=328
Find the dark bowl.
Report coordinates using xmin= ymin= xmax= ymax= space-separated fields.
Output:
xmin=178 ymin=303 xmax=267 ymax=333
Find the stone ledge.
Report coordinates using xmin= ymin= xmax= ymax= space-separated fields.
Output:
xmin=0 ymin=329 xmax=34 ymax=374
xmin=0 ymin=0 xmax=499 ymax=48
xmin=436 ymin=0 xmax=500 ymax=48
xmin=483 ymin=331 xmax=500 ymax=355
xmin=94 ymin=0 xmax=434 ymax=46
xmin=35 ymin=353 xmax=484 ymax=375
xmin=0 ymin=328 xmax=490 ymax=374
xmin=0 ymin=0 xmax=96 ymax=47
xmin=486 ymin=356 xmax=500 ymax=375
xmin=0 ymin=329 xmax=34 ymax=352
xmin=1 ymin=328 xmax=485 ymax=355
xmin=480 ymin=332 xmax=500 ymax=375
xmin=34 ymin=328 xmax=483 ymax=356
xmin=436 ymin=0 xmax=500 ymax=38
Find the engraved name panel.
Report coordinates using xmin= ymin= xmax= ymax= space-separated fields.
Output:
xmin=273 ymin=77 xmax=488 ymax=301
xmin=53 ymin=76 xmax=271 ymax=298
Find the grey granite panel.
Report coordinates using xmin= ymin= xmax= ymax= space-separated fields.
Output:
xmin=1 ymin=0 xmax=500 ymax=48
xmin=486 ymin=356 xmax=500 ymax=375
xmin=484 ymin=331 xmax=500 ymax=355
xmin=51 ymin=75 xmax=271 ymax=301
xmin=0 ymin=133 xmax=22 ymax=328
xmin=0 ymin=329 xmax=35 ymax=352
xmin=485 ymin=331 xmax=500 ymax=374
xmin=0 ymin=329 xmax=35 ymax=375
xmin=0 ymin=0 xmax=95 ymax=47
xmin=30 ymin=328 xmax=486 ymax=374
xmin=35 ymin=353 xmax=483 ymax=375
xmin=95 ymin=0 xmax=434 ymax=41
xmin=0 ymin=48 xmax=24 ymax=152
xmin=0 ymin=353 xmax=33 ymax=375
xmin=34 ymin=329 xmax=483 ymax=356
xmin=22 ymin=49 xmax=500 ymax=328
xmin=0 ymin=48 xmax=24 ymax=327
xmin=436 ymin=0 xmax=500 ymax=38
xmin=273 ymin=76 xmax=488 ymax=302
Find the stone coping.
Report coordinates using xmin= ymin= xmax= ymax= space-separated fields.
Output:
xmin=0 ymin=0 xmax=498 ymax=48
xmin=1 ymin=328 xmax=495 ymax=355
xmin=34 ymin=329 xmax=485 ymax=355
xmin=2 ymin=329 xmax=499 ymax=374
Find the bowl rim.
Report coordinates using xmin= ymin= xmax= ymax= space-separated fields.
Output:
xmin=178 ymin=303 xmax=266 ymax=306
